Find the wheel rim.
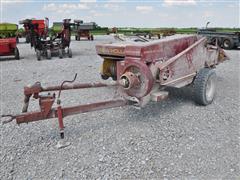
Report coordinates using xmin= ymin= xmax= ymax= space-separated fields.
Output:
xmin=206 ymin=76 xmax=215 ymax=102
xmin=224 ymin=40 xmax=230 ymax=48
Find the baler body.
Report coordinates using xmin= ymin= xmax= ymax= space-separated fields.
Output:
xmin=96 ymin=35 xmax=227 ymax=102
xmin=1 ymin=35 xmax=228 ymax=138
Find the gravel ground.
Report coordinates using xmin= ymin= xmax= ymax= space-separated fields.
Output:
xmin=0 ymin=35 xmax=239 ymax=179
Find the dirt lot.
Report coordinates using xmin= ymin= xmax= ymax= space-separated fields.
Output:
xmin=0 ymin=35 xmax=239 ymax=179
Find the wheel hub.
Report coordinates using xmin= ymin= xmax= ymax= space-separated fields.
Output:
xmin=206 ymin=76 xmax=215 ymax=102
xmin=119 ymin=61 xmax=154 ymax=98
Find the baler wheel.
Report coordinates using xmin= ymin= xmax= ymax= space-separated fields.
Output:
xmin=36 ymin=50 xmax=41 ymax=61
xmin=222 ymin=38 xmax=234 ymax=50
xmin=193 ymin=68 xmax=216 ymax=106
xmin=59 ymin=49 xmax=63 ymax=59
xmin=26 ymin=35 xmax=30 ymax=43
xmin=46 ymin=50 xmax=51 ymax=59
xmin=101 ymin=74 xmax=109 ymax=80
xmin=14 ymin=47 xmax=20 ymax=60
xmin=68 ymin=48 xmax=72 ymax=58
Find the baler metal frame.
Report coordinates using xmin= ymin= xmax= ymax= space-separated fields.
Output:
xmin=1 ymin=35 xmax=228 ymax=139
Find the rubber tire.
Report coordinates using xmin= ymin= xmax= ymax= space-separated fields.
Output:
xmin=91 ymin=35 xmax=94 ymax=41
xmin=75 ymin=36 xmax=78 ymax=41
xmin=222 ymin=38 xmax=234 ymax=50
xmin=101 ymin=74 xmax=109 ymax=80
xmin=59 ymin=49 xmax=63 ymax=59
xmin=26 ymin=35 xmax=30 ymax=43
xmin=209 ymin=37 xmax=217 ymax=45
xmin=36 ymin=50 xmax=41 ymax=61
xmin=68 ymin=48 xmax=72 ymax=58
xmin=46 ymin=50 xmax=51 ymax=59
xmin=193 ymin=68 xmax=216 ymax=106
xmin=14 ymin=47 xmax=20 ymax=60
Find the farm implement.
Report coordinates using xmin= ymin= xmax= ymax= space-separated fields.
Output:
xmin=73 ymin=20 xmax=96 ymax=41
xmin=198 ymin=28 xmax=240 ymax=50
xmin=52 ymin=22 xmax=63 ymax=36
xmin=1 ymin=35 xmax=228 ymax=139
xmin=0 ymin=38 xmax=20 ymax=60
xmin=20 ymin=18 xmax=48 ymax=43
xmin=20 ymin=18 xmax=73 ymax=60
xmin=0 ymin=23 xmax=20 ymax=60
xmin=197 ymin=22 xmax=240 ymax=50
xmin=0 ymin=23 xmax=18 ymax=39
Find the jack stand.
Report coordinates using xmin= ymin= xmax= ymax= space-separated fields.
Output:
xmin=56 ymin=99 xmax=71 ymax=149
xmin=57 ymin=99 xmax=64 ymax=139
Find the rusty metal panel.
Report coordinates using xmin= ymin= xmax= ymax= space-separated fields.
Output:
xmin=156 ymin=37 xmax=221 ymax=87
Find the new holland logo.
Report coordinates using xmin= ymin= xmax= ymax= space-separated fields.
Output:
xmin=99 ymin=47 xmax=124 ymax=55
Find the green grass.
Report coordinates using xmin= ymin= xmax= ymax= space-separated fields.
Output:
xmin=15 ymin=27 xmax=240 ymax=37
xmin=90 ymin=27 xmax=240 ymax=35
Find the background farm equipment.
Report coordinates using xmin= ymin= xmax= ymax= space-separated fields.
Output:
xmin=0 ymin=23 xmax=20 ymax=60
xmin=146 ymin=28 xmax=176 ymax=39
xmin=51 ymin=22 xmax=63 ymax=36
xmin=20 ymin=18 xmax=49 ymax=43
xmin=160 ymin=28 xmax=177 ymax=37
xmin=1 ymin=35 xmax=228 ymax=139
xmin=106 ymin=27 xmax=118 ymax=35
xmin=0 ymin=38 xmax=20 ymax=60
xmin=122 ymin=28 xmax=176 ymax=40
xmin=20 ymin=19 xmax=73 ymax=60
xmin=0 ymin=23 xmax=18 ymax=39
xmin=197 ymin=22 xmax=240 ymax=50
xmin=198 ymin=28 xmax=240 ymax=50
xmin=73 ymin=20 xmax=96 ymax=41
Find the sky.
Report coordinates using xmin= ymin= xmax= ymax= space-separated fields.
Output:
xmin=0 ymin=0 xmax=239 ymax=28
